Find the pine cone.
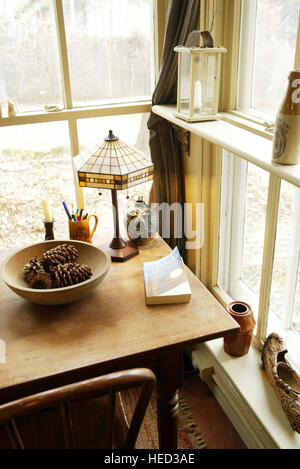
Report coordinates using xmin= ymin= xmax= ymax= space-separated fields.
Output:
xmin=28 ymin=271 xmax=53 ymax=289
xmin=24 ymin=257 xmax=43 ymax=283
xmin=24 ymin=257 xmax=53 ymax=289
xmin=52 ymin=263 xmax=92 ymax=288
xmin=41 ymin=244 xmax=78 ymax=271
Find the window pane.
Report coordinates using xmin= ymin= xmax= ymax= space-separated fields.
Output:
xmin=270 ymin=181 xmax=296 ymax=322
xmin=269 ymin=182 xmax=300 ymax=337
xmin=76 ymin=113 xmax=152 ymax=242
xmin=0 ymin=0 xmax=63 ymax=113
xmin=268 ymin=182 xmax=300 ymax=370
xmin=252 ymin=0 xmax=299 ymax=114
xmin=63 ymin=0 xmax=154 ymax=107
xmin=218 ymin=154 xmax=268 ymax=307
xmin=0 ymin=122 xmax=73 ymax=249
xmin=242 ymin=163 xmax=268 ymax=296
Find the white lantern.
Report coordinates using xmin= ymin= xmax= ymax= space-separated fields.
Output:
xmin=174 ymin=45 xmax=227 ymax=122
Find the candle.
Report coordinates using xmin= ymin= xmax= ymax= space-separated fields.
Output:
xmin=42 ymin=200 xmax=52 ymax=222
xmin=194 ymin=80 xmax=202 ymax=113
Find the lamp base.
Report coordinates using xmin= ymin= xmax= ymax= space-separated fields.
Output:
xmin=100 ymin=239 xmax=139 ymax=262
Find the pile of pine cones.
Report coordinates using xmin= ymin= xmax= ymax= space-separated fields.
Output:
xmin=24 ymin=244 xmax=92 ymax=289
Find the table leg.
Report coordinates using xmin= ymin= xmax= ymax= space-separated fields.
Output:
xmin=157 ymin=349 xmax=183 ymax=449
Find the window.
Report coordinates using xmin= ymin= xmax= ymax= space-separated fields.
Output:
xmin=0 ymin=0 xmax=155 ymax=250
xmin=63 ymin=0 xmax=154 ymax=107
xmin=0 ymin=114 xmax=151 ymax=250
xmin=237 ymin=0 xmax=300 ymax=120
xmin=218 ymin=150 xmax=300 ymax=369
xmin=0 ymin=0 xmax=63 ymax=112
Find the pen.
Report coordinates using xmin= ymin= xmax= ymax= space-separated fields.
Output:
xmin=62 ymin=201 xmax=72 ymax=220
xmin=79 ymin=208 xmax=83 ymax=220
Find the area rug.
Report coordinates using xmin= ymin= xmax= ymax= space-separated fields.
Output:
xmin=122 ymin=388 xmax=207 ymax=449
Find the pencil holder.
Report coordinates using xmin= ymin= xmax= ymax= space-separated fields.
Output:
xmin=69 ymin=215 xmax=98 ymax=243
xmin=44 ymin=220 xmax=55 ymax=241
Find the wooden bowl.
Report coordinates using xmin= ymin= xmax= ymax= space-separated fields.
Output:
xmin=1 ymin=240 xmax=111 ymax=306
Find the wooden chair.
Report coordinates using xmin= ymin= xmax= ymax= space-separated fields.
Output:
xmin=0 ymin=368 xmax=155 ymax=449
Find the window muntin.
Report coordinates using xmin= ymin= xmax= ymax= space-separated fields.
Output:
xmin=62 ymin=0 xmax=155 ymax=107
xmin=0 ymin=0 xmax=63 ymax=113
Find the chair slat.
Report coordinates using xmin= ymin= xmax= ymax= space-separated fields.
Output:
xmin=60 ymin=401 xmax=75 ymax=449
xmin=5 ymin=419 xmax=24 ymax=449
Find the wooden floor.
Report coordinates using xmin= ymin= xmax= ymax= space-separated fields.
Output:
xmin=181 ymin=373 xmax=247 ymax=449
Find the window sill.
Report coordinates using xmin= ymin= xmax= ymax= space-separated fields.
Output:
xmin=152 ymin=104 xmax=300 ymax=189
xmin=192 ymin=339 xmax=300 ymax=449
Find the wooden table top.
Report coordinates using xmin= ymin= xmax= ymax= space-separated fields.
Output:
xmin=0 ymin=236 xmax=239 ymax=396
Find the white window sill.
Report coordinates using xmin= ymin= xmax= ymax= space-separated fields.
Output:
xmin=152 ymin=104 xmax=300 ymax=189
xmin=192 ymin=340 xmax=300 ymax=449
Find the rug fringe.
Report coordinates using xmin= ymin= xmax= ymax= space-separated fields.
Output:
xmin=178 ymin=394 xmax=208 ymax=449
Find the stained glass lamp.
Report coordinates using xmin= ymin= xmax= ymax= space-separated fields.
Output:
xmin=73 ymin=130 xmax=154 ymax=262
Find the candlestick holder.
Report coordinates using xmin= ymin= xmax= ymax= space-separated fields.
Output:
xmin=43 ymin=219 xmax=55 ymax=241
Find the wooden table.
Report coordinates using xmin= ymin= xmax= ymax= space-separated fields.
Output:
xmin=0 ymin=236 xmax=239 ymax=449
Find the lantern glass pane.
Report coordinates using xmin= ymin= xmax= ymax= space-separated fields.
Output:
xmin=194 ymin=53 xmax=217 ymax=116
xmin=179 ymin=53 xmax=191 ymax=114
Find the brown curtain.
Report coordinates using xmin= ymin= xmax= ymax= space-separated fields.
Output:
xmin=147 ymin=0 xmax=200 ymax=256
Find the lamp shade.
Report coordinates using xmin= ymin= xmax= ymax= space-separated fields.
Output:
xmin=73 ymin=130 xmax=154 ymax=191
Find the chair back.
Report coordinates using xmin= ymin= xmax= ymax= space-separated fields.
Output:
xmin=0 ymin=368 xmax=155 ymax=449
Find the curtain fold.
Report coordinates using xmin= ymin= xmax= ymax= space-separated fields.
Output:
xmin=147 ymin=0 xmax=200 ymax=255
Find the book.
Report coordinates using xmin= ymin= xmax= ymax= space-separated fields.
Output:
xmin=143 ymin=247 xmax=192 ymax=305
